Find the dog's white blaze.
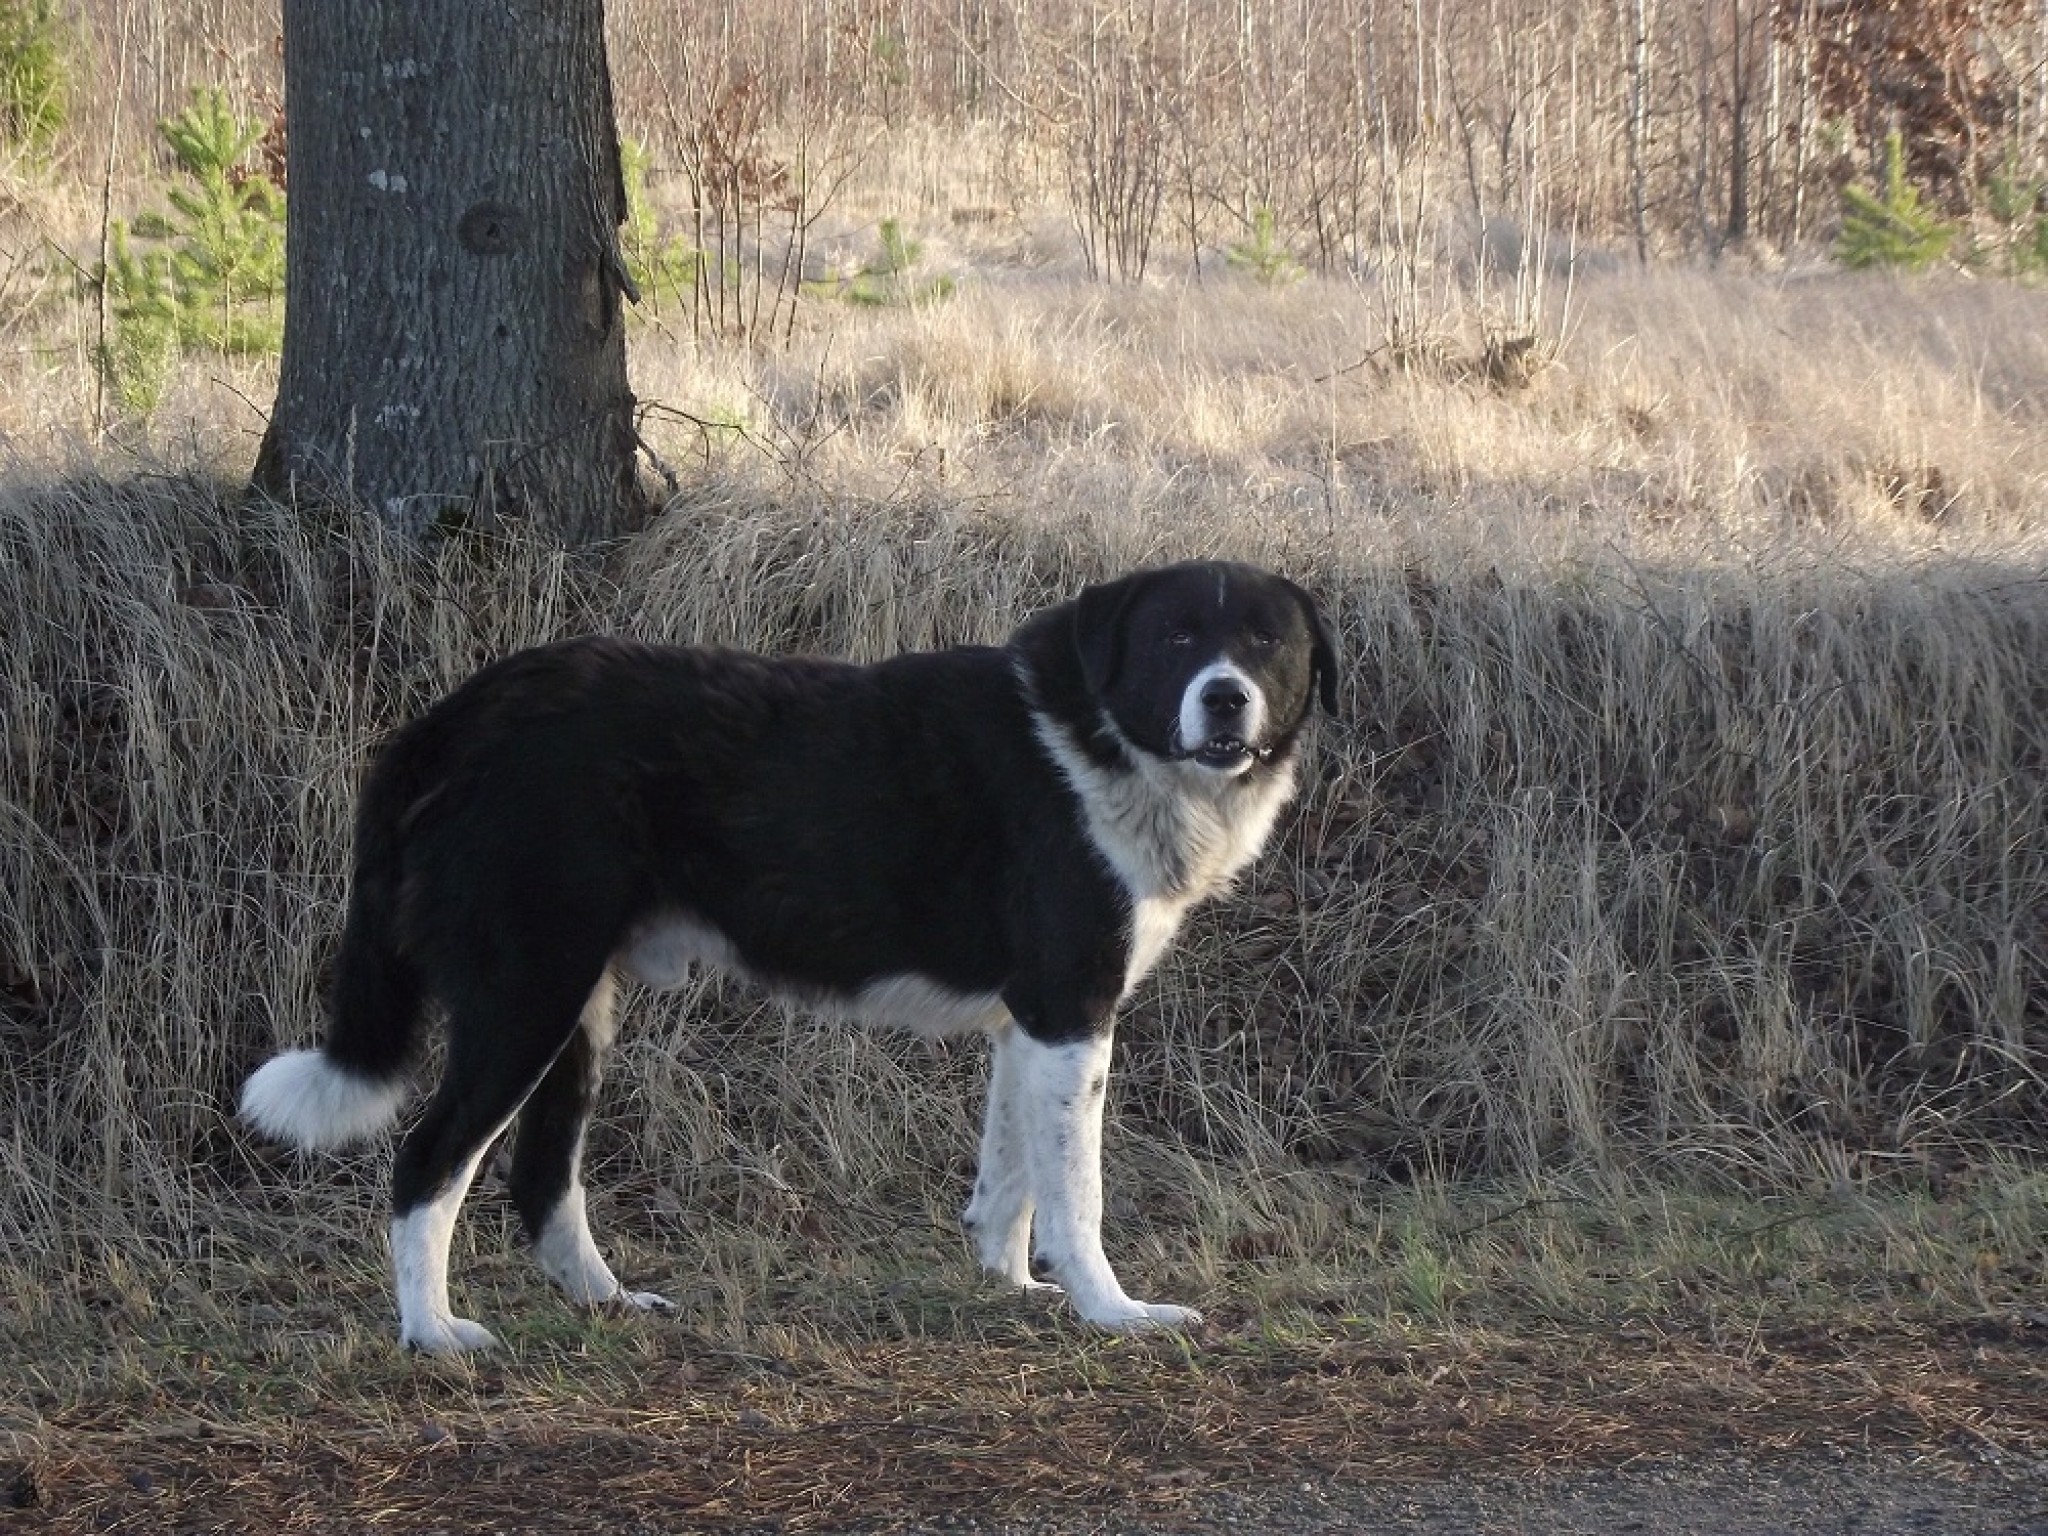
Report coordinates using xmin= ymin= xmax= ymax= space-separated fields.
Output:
xmin=1176 ymin=660 xmax=1267 ymax=773
xmin=239 ymin=1048 xmax=410 ymax=1151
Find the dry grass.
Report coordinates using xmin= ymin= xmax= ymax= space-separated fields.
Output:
xmin=4 ymin=251 xmax=2048 ymax=1525
xmin=12 ymin=1315 xmax=2047 ymax=1532
xmin=7 ymin=1182 xmax=2046 ymax=1529
xmin=631 ymin=261 xmax=2048 ymax=545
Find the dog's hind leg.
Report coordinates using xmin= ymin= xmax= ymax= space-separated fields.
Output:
xmin=388 ymin=968 xmax=608 ymax=1355
xmin=389 ymin=1119 xmax=506 ymax=1356
xmin=510 ymin=972 xmax=672 ymax=1314
xmin=964 ymin=1020 xmax=1042 ymax=1289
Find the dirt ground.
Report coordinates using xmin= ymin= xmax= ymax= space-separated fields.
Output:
xmin=8 ymin=1309 xmax=2045 ymax=1535
xmin=13 ymin=1445 xmax=2045 ymax=1535
xmin=924 ymin=1457 xmax=2048 ymax=1536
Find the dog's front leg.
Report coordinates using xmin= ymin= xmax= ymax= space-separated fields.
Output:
xmin=965 ymin=1020 xmax=1039 ymax=1286
xmin=1010 ymin=1027 xmax=1202 ymax=1332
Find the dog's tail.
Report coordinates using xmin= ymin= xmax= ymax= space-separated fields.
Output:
xmin=241 ymin=739 xmax=428 ymax=1152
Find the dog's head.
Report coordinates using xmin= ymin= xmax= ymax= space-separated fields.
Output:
xmin=1065 ymin=560 xmax=1338 ymax=777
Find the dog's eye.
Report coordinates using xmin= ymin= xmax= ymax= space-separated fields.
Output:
xmin=1249 ymin=629 xmax=1280 ymax=648
xmin=1166 ymin=627 xmax=1194 ymax=647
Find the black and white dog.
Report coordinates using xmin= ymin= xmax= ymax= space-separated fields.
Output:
xmin=241 ymin=560 xmax=1337 ymax=1353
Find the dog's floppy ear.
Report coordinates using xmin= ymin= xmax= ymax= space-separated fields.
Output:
xmin=1292 ymin=580 xmax=1341 ymax=716
xmin=1073 ymin=569 xmax=1145 ymax=697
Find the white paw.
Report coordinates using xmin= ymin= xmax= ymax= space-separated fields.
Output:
xmin=977 ymin=1252 xmax=1038 ymax=1289
xmin=609 ymin=1289 xmax=675 ymax=1314
xmin=966 ymin=1219 xmax=1035 ymax=1287
xmin=402 ymin=1314 xmax=500 ymax=1356
xmin=1086 ymin=1299 xmax=1204 ymax=1333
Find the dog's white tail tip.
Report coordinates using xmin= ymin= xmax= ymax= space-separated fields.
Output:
xmin=240 ymin=1049 xmax=408 ymax=1152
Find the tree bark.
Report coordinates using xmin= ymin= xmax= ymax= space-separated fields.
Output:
xmin=1724 ymin=0 xmax=1751 ymax=246
xmin=1627 ymin=0 xmax=1650 ymax=263
xmin=254 ymin=0 xmax=646 ymax=544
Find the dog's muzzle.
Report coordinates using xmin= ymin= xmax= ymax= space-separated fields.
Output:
xmin=1177 ymin=668 xmax=1270 ymax=772
xmin=1180 ymin=735 xmax=1278 ymax=770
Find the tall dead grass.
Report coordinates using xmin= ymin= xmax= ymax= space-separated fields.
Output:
xmin=2 ymin=267 xmax=2046 ymax=1336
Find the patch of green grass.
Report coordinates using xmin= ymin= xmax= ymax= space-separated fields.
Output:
xmin=6 ymin=1168 xmax=2043 ymax=1529
xmin=11 ymin=1170 xmax=2040 ymax=1427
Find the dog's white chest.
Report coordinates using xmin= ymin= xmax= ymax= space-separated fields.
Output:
xmin=1122 ymin=895 xmax=1192 ymax=998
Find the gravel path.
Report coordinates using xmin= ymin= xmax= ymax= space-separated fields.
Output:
xmin=913 ymin=1455 xmax=2048 ymax=1536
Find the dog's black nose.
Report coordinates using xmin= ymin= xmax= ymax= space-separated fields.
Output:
xmin=1201 ymin=678 xmax=1249 ymax=717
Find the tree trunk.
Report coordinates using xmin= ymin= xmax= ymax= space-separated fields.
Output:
xmin=1627 ymin=0 xmax=1650 ymax=263
xmin=254 ymin=0 xmax=646 ymax=544
xmin=1725 ymin=0 xmax=1750 ymax=246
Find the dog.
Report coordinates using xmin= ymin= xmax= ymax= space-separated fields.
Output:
xmin=240 ymin=559 xmax=1337 ymax=1353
